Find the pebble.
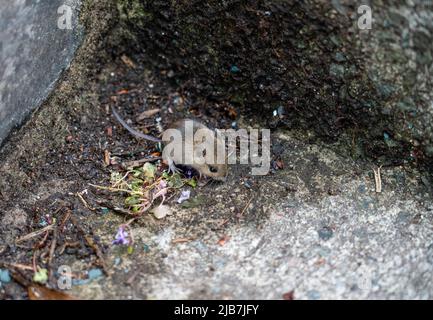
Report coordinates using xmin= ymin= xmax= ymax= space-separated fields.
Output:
xmin=143 ymin=244 xmax=150 ymax=253
xmin=0 ymin=269 xmax=11 ymax=284
xmin=329 ymin=63 xmax=345 ymax=78
xmin=230 ymin=65 xmax=240 ymax=73
xmin=318 ymin=226 xmax=334 ymax=241
xmin=307 ymin=290 xmax=321 ymax=300
xmin=88 ymin=268 xmax=103 ymax=280
xmin=334 ymin=52 xmax=346 ymax=62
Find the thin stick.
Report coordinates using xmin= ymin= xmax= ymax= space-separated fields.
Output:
xmin=94 ymin=199 xmax=137 ymax=216
xmin=32 ymin=251 xmax=38 ymax=273
xmin=112 ymin=171 xmax=132 ymax=188
xmin=240 ymin=196 xmax=254 ymax=217
xmin=59 ymin=210 xmax=71 ymax=231
xmin=35 ymin=230 xmax=50 ymax=249
xmin=89 ymin=184 xmax=138 ymax=194
xmin=0 ymin=262 xmax=34 ymax=271
xmin=172 ymin=238 xmax=195 ymax=244
xmin=76 ymin=191 xmax=95 ymax=211
xmin=16 ymin=225 xmax=54 ymax=244
xmin=122 ymin=156 xmax=162 ymax=169
xmin=48 ymin=227 xmax=58 ymax=266
xmin=373 ymin=166 xmax=382 ymax=193
xmin=70 ymin=216 xmax=109 ymax=275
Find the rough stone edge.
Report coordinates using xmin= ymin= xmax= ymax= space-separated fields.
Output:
xmin=0 ymin=0 xmax=118 ymax=201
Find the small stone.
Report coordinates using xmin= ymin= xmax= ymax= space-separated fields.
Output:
xmin=0 ymin=269 xmax=11 ymax=284
xmin=244 ymin=180 xmax=252 ymax=189
xmin=329 ymin=63 xmax=345 ymax=78
xmin=230 ymin=65 xmax=240 ymax=73
xmin=143 ymin=244 xmax=150 ymax=253
xmin=425 ymin=146 xmax=433 ymax=157
xmin=88 ymin=268 xmax=103 ymax=280
xmin=334 ymin=52 xmax=346 ymax=62
xmin=318 ymin=226 xmax=334 ymax=241
xmin=375 ymin=82 xmax=395 ymax=100
xmin=307 ymin=290 xmax=321 ymax=300
xmin=426 ymin=244 xmax=433 ymax=264
xmin=152 ymin=205 xmax=172 ymax=219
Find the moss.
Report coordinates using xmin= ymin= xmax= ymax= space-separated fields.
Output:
xmin=117 ymin=0 xmax=153 ymax=28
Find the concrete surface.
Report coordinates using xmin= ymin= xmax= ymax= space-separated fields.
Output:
xmin=70 ymin=129 xmax=433 ymax=300
xmin=0 ymin=0 xmax=83 ymax=145
xmin=1 ymin=0 xmax=432 ymax=300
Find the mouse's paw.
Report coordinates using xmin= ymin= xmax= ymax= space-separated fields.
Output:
xmin=167 ymin=161 xmax=182 ymax=175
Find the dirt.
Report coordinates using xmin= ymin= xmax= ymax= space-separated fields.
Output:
xmin=0 ymin=0 xmax=271 ymax=299
xmin=0 ymin=0 xmax=432 ymax=300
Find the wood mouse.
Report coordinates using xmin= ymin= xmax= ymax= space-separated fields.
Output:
xmin=111 ymin=106 xmax=228 ymax=181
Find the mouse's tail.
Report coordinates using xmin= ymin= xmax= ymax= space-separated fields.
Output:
xmin=111 ymin=106 xmax=162 ymax=143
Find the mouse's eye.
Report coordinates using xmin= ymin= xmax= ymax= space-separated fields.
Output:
xmin=209 ymin=165 xmax=218 ymax=173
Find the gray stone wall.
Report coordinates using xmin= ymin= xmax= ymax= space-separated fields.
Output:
xmin=0 ymin=0 xmax=83 ymax=145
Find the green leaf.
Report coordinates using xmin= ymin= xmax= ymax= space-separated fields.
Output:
xmin=33 ymin=268 xmax=48 ymax=284
xmin=167 ymin=173 xmax=183 ymax=188
xmin=125 ymin=196 xmax=141 ymax=206
xmin=186 ymin=178 xmax=197 ymax=188
xmin=181 ymin=195 xmax=206 ymax=209
xmin=142 ymin=163 xmax=156 ymax=179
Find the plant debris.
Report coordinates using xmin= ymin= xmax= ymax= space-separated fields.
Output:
xmin=112 ymin=226 xmax=130 ymax=246
xmin=28 ymin=285 xmax=77 ymax=300
xmin=177 ymin=190 xmax=191 ymax=204
xmin=151 ymin=205 xmax=173 ymax=220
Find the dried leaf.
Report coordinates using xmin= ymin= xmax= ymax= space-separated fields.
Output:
xmin=142 ymin=163 xmax=157 ymax=180
xmin=104 ymin=150 xmax=111 ymax=166
xmin=106 ymin=126 xmax=113 ymax=137
xmin=282 ymin=290 xmax=295 ymax=300
xmin=121 ymin=55 xmax=137 ymax=69
xmin=218 ymin=235 xmax=230 ymax=246
xmin=28 ymin=285 xmax=77 ymax=300
xmin=152 ymin=205 xmax=172 ymax=219
xmin=137 ymin=108 xmax=161 ymax=121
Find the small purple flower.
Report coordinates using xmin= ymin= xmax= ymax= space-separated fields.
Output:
xmin=158 ymin=179 xmax=167 ymax=189
xmin=185 ymin=169 xmax=193 ymax=179
xmin=112 ymin=226 xmax=129 ymax=245
xmin=154 ymin=179 xmax=168 ymax=203
xmin=177 ymin=190 xmax=191 ymax=204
